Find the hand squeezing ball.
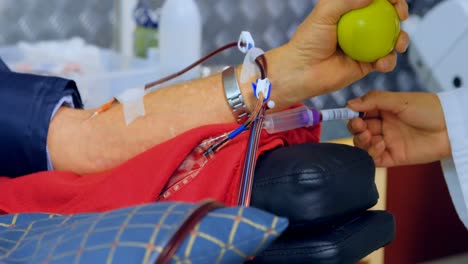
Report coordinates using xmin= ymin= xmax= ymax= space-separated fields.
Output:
xmin=337 ymin=0 xmax=400 ymax=62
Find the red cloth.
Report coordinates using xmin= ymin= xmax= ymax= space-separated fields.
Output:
xmin=0 ymin=123 xmax=320 ymax=214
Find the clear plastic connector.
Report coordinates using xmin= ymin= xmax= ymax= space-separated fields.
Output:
xmin=263 ymin=105 xmax=320 ymax=134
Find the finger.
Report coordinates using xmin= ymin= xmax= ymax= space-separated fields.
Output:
xmin=353 ymin=131 xmax=372 ymax=150
xmin=313 ymin=0 xmax=372 ymax=24
xmin=347 ymin=118 xmax=367 ymax=134
xmin=373 ymin=150 xmax=393 ymax=167
xmin=347 ymin=90 xmax=408 ymax=113
xmin=373 ymin=51 xmax=397 ymax=73
xmin=368 ymin=138 xmax=386 ymax=159
xmin=395 ymin=30 xmax=410 ymax=53
xmin=389 ymin=0 xmax=409 ymax=21
xmin=364 ymin=119 xmax=384 ymax=135
xmin=371 ymin=135 xmax=384 ymax=146
xmin=358 ymin=130 xmax=372 ymax=147
xmin=362 ymin=109 xmax=381 ymax=119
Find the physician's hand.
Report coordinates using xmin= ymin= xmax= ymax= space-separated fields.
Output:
xmin=347 ymin=91 xmax=451 ymax=167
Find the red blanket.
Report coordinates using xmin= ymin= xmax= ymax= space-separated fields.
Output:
xmin=0 ymin=123 xmax=320 ymax=214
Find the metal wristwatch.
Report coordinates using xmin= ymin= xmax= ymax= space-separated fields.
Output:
xmin=222 ymin=66 xmax=249 ymax=123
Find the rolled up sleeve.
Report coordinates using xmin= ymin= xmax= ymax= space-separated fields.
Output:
xmin=0 ymin=59 xmax=83 ymax=177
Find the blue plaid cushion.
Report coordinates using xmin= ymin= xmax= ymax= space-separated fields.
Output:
xmin=0 ymin=202 xmax=287 ymax=264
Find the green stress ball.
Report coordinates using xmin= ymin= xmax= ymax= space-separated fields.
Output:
xmin=337 ymin=0 xmax=400 ymax=62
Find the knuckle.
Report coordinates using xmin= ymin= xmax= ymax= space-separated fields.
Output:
xmin=364 ymin=90 xmax=384 ymax=100
xmin=348 ymin=120 xmax=357 ymax=132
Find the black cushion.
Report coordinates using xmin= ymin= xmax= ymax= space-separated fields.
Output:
xmin=251 ymin=210 xmax=395 ymax=264
xmin=252 ymin=143 xmax=378 ymax=227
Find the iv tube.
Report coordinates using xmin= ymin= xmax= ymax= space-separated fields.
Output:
xmin=263 ymin=106 xmax=364 ymax=134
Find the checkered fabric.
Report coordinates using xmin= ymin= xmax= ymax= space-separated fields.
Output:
xmin=0 ymin=202 xmax=287 ymax=264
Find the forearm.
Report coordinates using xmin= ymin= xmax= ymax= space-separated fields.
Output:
xmin=48 ymin=75 xmax=231 ymax=175
xmin=48 ymin=45 xmax=314 ymax=174
xmin=84 ymin=72 xmax=236 ymax=171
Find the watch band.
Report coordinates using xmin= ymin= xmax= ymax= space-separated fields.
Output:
xmin=222 ymin=66 xmax=249 ymax=123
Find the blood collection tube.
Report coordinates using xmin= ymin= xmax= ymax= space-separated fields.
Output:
xmin=263 ymin=105 xmax=364 ymax=134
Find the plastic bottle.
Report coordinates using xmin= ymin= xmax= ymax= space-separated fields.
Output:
xmin=159 ymin=0 xmax=202 ymax=83
xmin=133 ymin=0 xmax=160 ymax=58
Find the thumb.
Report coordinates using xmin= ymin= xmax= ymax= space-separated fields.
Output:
xmin=347 ymin=90 xmax=407 ymax=113
xmin=313 ymin=0 xmax=373 ymax=24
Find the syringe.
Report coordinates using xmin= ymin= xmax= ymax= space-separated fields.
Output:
xmin=263 ymin=105 xmax=365 ymax=134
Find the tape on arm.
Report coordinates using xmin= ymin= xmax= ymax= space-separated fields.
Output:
xmin=240 ymin=47 xmax=265 ymax=83
xmin=115 ymin=86 xmax=146 ymax=125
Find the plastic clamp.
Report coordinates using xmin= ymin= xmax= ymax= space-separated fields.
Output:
xmin=238 ymin=31 xmax=255 ymax=53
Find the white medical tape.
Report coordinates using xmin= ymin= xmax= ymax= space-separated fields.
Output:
xmin=115 ymin=86 xmax=146 ymax=125
xmin=240 ymin=47 xmax=264 ymax=83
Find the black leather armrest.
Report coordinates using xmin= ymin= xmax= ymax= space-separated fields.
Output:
xmin=252 ymin=143 xmax=379 ymax=227
xmin=251 ymin=210 xmax=395 ymax=264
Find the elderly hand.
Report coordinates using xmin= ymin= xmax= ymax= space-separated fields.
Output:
xmin=281 ymin=0 xmax=409 ymax=100
xmin=347 ymin=91 xmax=450 ymax=167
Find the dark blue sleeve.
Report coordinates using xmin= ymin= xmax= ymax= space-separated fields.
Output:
xmin=0 ymin=58 xmax=83 ymax=177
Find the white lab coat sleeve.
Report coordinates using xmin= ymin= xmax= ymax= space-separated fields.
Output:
xmin=437 ymin=88 xmax=468 ymax=229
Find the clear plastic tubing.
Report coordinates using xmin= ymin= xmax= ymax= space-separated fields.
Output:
xmin=263 ymin=105 xmax=365 ymax=134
